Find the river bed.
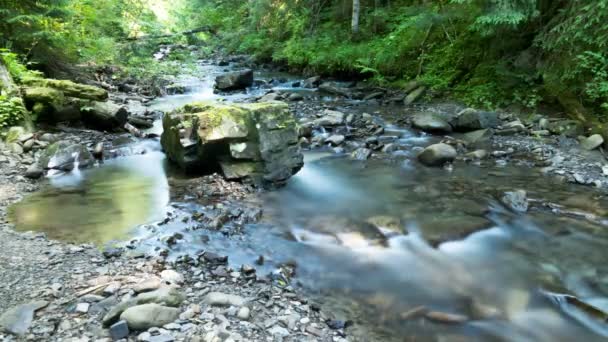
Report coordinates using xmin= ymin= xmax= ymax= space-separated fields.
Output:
xmin=8 ymin=61 xmax=608 ymax=341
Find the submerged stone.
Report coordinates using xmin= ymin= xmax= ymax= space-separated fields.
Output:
xmin=417 ymin=143 xmax=457 ymax=166
xmin=161 ymin=101 xmax=303 ymax=187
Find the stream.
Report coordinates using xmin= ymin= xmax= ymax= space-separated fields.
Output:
xmin=8 ymin=60 xmax=608 ymax=341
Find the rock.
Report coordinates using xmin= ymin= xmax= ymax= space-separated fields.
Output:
xmin=110 ymin=320 xmax=129 ymax=341
xmin=5 ymin=126 xmax=26 ymax=143
xmin=8 ymin=143 xmax=23 ymax=154
xmin=129 ymin=116 xmax=154 ymax=129
xmin=417 ymin=143 xmax=457 ymax=166
xmin=37 ymin=141 xmax=95 ymax=171
xmin=288 ymin=93 xmax=304 ymax=101
xmin=22 ymin=139 xmax=35 ymax=152
xmin=425 ymin=311 xmax=468 ymax=324
xmin=463 ymin=129 xmax=493 ymax=145
xmin=24 ymin=164 xmax=44 ymax=179
xmin=268 ymin=325 xmax=290 ymax=337
xmin=404 ymin=86 xmax=426 ymax=105
xmin=132 ymin=279 xmax=162 ymax=294
xmin=325 ymin=135 xmax=345 ymax=146
xmin=318 ymin=83 xmax=350 ymax=97
xmin=0 ymin=300 xmax=48 ymax=336
xmin=411 ymin=113 xmax=452 ymax=133
xmin=81 ymin=101 xmax=129 ymax=130
xmin=22 ymin=78 xmax=108 ymax=100
xmin=465 ymin=149 xmax=488 ymax=160
xmin=203 ymin=292 xmax=246 ymax=307
xmin=214 ymin=69 xmax=254 ymax=91
xmin=161 ymin=101 xmax=303 ymax=186
xmin=120 ymin=304 xmax=179 ymax=331
xmin=312 ymin=110 xmax=345 ymax=126
xmin=260 ymin=92 xmax=282 ymax=102
xmin=302 ymin=76 xmax=321 ymax=88
xmin=75 ymin=303 xmax=90 ymax=313
xmin=351 ymin=147 xmax=372 ymax=160
xmin=581 ymin=134 xmax=604 ymax=150
xmin=237 ymin=307 xmax=251 ymax=320
xmin=501 ymin=190 xmax=528 ymax=213
xmin=39 ymin=133 xmax=57 ymax=143
xmin=451 ymin=108 xmax=500 ymax=132
xmin=160 ymin=270 xmax=184 ymax=285
xmin=103 ymin=287 xmax=184 ymax=326
xmin=165 ymin=84 xmax=186 ymax=95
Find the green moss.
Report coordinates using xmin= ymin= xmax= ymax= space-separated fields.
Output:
xmin=23 ymin=87 xmax=65 ymax=107
xmin=21 ymin=78 xmax=108 ymax=101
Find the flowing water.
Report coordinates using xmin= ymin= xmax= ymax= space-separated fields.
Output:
xmin=9 ymin=62 xmax=608 ymax=341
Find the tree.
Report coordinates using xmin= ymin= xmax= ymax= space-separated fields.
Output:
xmin=351 ymin=0 xmax=360 ymax=36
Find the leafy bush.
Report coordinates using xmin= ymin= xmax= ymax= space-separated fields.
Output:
xmin=0 ymin=96 xmax=27 ymax=129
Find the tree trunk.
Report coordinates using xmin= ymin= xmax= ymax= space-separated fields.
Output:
xmin=352 ymin=0 xmax=360 ymax=36
xmin=0 ymin=58 xmax=19 ymax=97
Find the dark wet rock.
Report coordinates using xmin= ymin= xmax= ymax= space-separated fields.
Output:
xmin=103 ymin=247 xmax=123 ymax=259
xmin=501 ymin=190 xmax=529 ymax=213
xmin=363 ymin=92 xmax=384 ymax=101
xmin=82 ymin=101 xmax=129 ymax=130
xmin=0 ymin=300 xmax=48 ymax=335
xmin=93 ymin=142 xmax=104 ymax=160
xmin=37 ymin=141 xmax=94 ymax=171
xmin=451 ymin=108 xmax=500 ymax=132
xmin=351 ymin=147 xmax=372 ymax=160
xmin=580 ymin=134 xmax=604 ymax=151
xmin=411 ymin=113 xmax=452 ymax=133
xmin=128 ymin=116 xmax=154 ymax=129
xmin=313 ymin=110 xmax=345 ymax=127
xmin=120 ymin=303 xmax=179 ymax=331
xmin=161 ymin=101 xmax=303 ymax=186
xmin=214 ymin=69 xmax=254 ymax=91
xmin=109 ymin=320 xmax=129 ymax=340
xmin=165 ymin=84 xmax=186 ymax=95
xmin=417 ymin=143 xmax=457 ymax=166
xmin=201 ymin=252 xmax=228 ymax=264
xmin=302 ymin=76 xmax=321 ymax=88
xmin=404 ymin=86 xmax=426 ymax=105
xmin=24 ymin=164 xmax=44 ymax=179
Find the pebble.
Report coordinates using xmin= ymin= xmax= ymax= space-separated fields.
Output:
xmin=237 ymin=307 xmax=251 ymax=320
xmin=109 ymin=320 xmax=129 ymax=341
xmin=160 ymin=270 xmax=184 ymax=284
xmin=203 ymin=292 xmax=246 ymax=307
xmin=75 ymin=302 xmax=90 ymax=313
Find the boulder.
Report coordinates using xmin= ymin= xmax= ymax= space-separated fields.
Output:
xmin=214 ymin=69 xmax=254 ymax=91
xmin=0 ymin=301 xmax=48 ymax=336
xmin=161 ymin=101 xmax=303 ymax=186
xmin=404 ymin=86 xmax=426 ymax=105
xmin=580 ymin=134 xmax=604 ymax=151
xmin=417 ymin=143 xmax=457 ymax=166
xmin=411 ymin=113 xmax=452 ymax=133
xmin=81 ymin=101 xmax=129 ymax=130
xmin=37 ymin=141 xmax=95 ymax=171
xmin=102 ymin=287 xmax=184 ymax=327
xmin=451 ymin=108 xmax=500 ymax=132
xmin=21 ymin=78 xmax=108 ymax=100
xmin=302 ymin=76 xmax=322 ymax=88
xmin=4 ymin=126 xmax=27 ymax=144
xmin=501 ymin=190 xmax=528 ymax=213
xmin=119 ymin=304 xmax=179 ymax=331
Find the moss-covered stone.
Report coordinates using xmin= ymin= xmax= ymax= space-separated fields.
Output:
xmin=21 ymin=77 xmax=108 ymax=101
xmin=23 ymin=87 xmax=65 ymax=107
xmin=161 ymin=101 xmax=303 ymax=186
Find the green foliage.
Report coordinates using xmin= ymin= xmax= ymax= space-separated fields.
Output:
xmin=0 ymin=95 xmax=27 ymax=128
xmin=0 ymin=49 xmax=43 ymax=81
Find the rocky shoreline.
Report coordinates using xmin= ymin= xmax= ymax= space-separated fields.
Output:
xmin=2 ymin=55 xmax=608 ymax=341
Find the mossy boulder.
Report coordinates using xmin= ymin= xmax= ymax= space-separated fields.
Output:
xmin=21 ymin=77 xmax=108 ymax=101
xmin=161 ymin=101 xmax=303 ymax=186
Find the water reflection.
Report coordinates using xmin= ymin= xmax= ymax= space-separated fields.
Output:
xmin=10 ymin=151 xmax=169 ymax=244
